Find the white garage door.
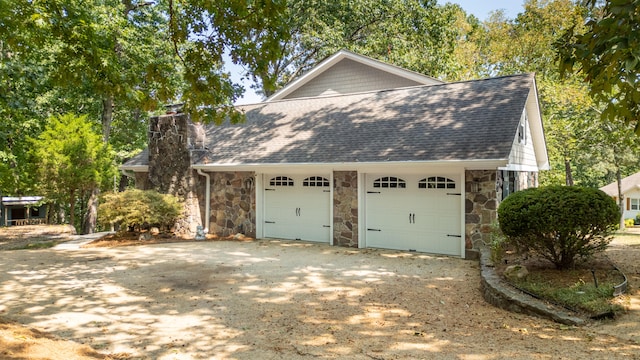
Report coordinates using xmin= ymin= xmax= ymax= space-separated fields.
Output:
xmin=365 ymin=174 xmax=462 ymax=256
xmin=263 ymin=174 xmax=331 ymax=242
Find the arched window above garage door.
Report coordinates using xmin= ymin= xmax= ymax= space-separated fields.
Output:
xmin=303 ymin=176 xmax=330 ymax=187
xmin=419 ymin=177 xmax=456 ymax=189
xmin=270 ymin=176 xmax=294 ymax=186
xmin=373 ymin=176 xmax=406 ymax=188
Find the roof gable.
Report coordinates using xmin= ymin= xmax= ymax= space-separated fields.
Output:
xmin=266 ymin=49 xmax=442 ymax=102
xmin=600 ymin=172 xmax=640 ymax=196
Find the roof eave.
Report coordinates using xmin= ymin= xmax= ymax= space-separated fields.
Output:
xmin=119 ymin=165 xmax=149 ymax=172
xmin=527 ymin=76 xmax=550 ymax=170
xmin=192 ymin=159 xmax=509 ymax=172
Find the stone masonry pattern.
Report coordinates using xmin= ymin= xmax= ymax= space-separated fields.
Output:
xmin=148 ymin=113 xmax=201 ymax=237
xmin=465 ymin=170 xmax=498 ymax=249
xmin=333 ymin=171 xmax=358 ymax=247
xmin=207 ymin=172 xmax=256 ymax=238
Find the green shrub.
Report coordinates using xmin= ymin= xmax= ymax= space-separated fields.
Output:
xmin=98 ymin=189 xmax=182 ymax=232
xmin=498 ymin=185 xmax=619 ymax=269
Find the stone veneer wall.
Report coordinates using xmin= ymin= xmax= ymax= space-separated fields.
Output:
xmin=465 ymin=170 xmax=498 ymax=249
xmin=466 ymin=170 xmax=539 ymax=249
xmin=333 ymin=171 xmax=358 ymax=247
xmin=207 ymin=172 xmax=256 ymax=238
xmin=148 ymin=113 xmax=201 ymax=237
xmin=134 ymin=172 xmax=150 ymax=190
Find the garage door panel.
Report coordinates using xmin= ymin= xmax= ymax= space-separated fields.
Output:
xmin=264 ymin=174 xmax=330 ymax=243
xmin=366 ymin=208 xmax=408 ymax=230
xmin=365 ymin=174 xmax=462 ymax=256
xmin=366 ymin=228 xmax=415 ymax=251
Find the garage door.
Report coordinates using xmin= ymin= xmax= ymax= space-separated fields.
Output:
xmin=365 ymin=174 xmax=462 ymax=256
xmin=263 ymin=174 xmax=331 ymax=242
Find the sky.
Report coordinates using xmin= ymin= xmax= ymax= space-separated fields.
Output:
xmin=231 ymin=0 xmax=525 ymax=105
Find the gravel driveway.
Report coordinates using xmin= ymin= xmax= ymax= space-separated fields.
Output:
xmin=0 ymin=239 xmax=638 ymax=359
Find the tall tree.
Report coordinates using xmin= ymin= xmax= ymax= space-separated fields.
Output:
xmin=464 ymin=1 xmax=603 ymax=186
xmin=2 ymin=0 xmax=289 ymax=231
xmin=168 ymin=0 xmax=289 ymax=121
xmin=31 ymin=114 xmax=115 ymax=230
xmin=248 ymin=0 xmax=460 ymax=97
xmin=555 ymin=0 xmax=640 ymax=222
xmin=538 ymin=78 xmax=597 ymax=186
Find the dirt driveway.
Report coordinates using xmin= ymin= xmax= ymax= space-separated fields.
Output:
xmin=1 ymin=239 xmax=639 ymax=359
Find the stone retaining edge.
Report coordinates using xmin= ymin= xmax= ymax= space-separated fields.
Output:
xmin=479 ymin=246 xmax=587 ymax=326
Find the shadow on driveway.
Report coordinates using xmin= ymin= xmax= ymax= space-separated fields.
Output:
xmin=1 ymin=240 xmax=638 ymax=359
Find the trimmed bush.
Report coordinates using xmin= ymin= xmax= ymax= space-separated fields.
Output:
xmin=98 ymin=189 xmax=182 ymax=232
xmin=498 ymin=185 xmax=619 ymax=269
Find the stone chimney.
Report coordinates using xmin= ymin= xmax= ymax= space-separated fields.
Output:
xmin=147 ymin=109 xmax=202 ymax=237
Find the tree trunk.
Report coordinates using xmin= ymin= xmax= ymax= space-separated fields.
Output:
xmin=118 ymin=173 xmax=130 ymax=192
xmin=83 ymin=188 xmax=99 ymax=234
xmin=69 ymin=190 xmax=76 ymax=231
xmin=56 ymin=203 xmax=66 ymax=224
xmin=617 ymin=168 xmax=625 ymax=230
xmin=564 ymin=157 xmax=574 ymax=186
xmin=101 ymin=96 xmax=114 ymax=143
xmin=83 ymin=96 xmax=114 ymax=234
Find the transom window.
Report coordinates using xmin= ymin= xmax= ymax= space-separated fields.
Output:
xmin=373 ymin=177 xmax=406 ymax=188
xmin=303 ymin=176 xmax=330 ymax=187
xmin=270 ymin=176 xmax=294 ymax=186
xmin=419 ymin=177 xmax=456 ymax=189
xmin=631 ymin=198 xmax=640 ymax=211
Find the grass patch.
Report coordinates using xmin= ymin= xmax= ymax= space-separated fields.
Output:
xmin=8 ymin=241 xmax=58 ymax=250
xmin=511 ymin=273 xmax=624 ymax=316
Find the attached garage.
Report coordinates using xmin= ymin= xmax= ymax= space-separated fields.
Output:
xmin=123 ymin=50 xmax=549 ymax=258
xmin=364 ymin=174 xmax=463 ymax=256
xmin=263 ymin=174 xmax=331 ymax=243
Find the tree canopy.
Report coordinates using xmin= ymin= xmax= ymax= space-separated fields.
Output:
xmin=558 ymin=0 xmax=640 ymax=132
xmin=249 ymin=0 xmax=461 ymax=97
xmin=1 ymin=0 xmax=289 ymax=230
xmin=3 ymin=0 xmax=640 ymax=214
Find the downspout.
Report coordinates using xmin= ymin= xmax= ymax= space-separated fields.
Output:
xmin=197 ymin=169 xmax=211 ymax=233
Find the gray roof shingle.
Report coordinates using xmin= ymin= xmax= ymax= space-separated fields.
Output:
xmin=193 ymin=73 xmax=534 ymax=165
xmin=124 ymin=73 xmax=535 ymax=167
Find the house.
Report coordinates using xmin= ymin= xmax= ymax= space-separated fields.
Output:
xmin=121 ymin=50 xmax=549 ymax=258
xmin=1 ymin=196 xmax=47 ymax=226
xmin=600 ymin=172 xmax=640 ymax=221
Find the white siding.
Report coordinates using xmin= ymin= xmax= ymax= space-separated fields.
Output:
xmin=508 ymin=109 xmax=538 ymax=169
xmin=284 ymin=58 xmax=424 ymax=99
xmin=623 ymin=189 xmax=640 ymax=221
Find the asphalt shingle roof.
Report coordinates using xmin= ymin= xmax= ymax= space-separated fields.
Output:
xmin=123 ymin=73 xmax=535 ymax=167
xmin=600 ymin=171 xmax=640 ymax=196
xmin=193 ymin=73 xmax=534 ymax=165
